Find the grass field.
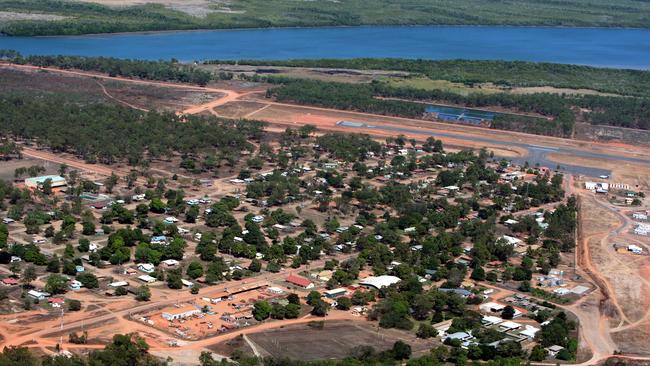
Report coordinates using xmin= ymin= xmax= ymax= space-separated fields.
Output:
xmin=2 ymin=0 xmax=650 ymax=36
xmin=246 ymin=320 xmax=436 ymax=361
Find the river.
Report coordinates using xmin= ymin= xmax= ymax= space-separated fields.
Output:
xmin=1 ymin=26 xmax=650 ymax=68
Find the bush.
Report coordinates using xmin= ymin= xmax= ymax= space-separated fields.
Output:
xmin=67 ymin=299 xmax=82 ymax=311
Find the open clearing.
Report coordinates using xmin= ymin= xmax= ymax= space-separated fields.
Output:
xmin=0 ymin=67 xmax=224 ymax=112
xmin=577 ymin=192 xmax=650 ymax=355
xmin=245 ymin=320 xmax=436 ymax=361
xmin=0 ymin=11 xmax=68 ymax=22
xmin=72 ymin=0 xmax=235 ymax=17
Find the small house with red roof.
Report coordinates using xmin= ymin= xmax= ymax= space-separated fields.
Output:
xmin=286 ymin=274 xmax=314 ymax=289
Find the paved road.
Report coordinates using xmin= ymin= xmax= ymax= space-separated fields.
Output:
xmin=337 ymin=121 xmax=650 ymax=177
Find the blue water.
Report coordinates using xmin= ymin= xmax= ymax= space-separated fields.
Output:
xmin=1 ymin=26 xmax=650 ymax=68
xmin=425 ymin=105 xmax=497 ymax=125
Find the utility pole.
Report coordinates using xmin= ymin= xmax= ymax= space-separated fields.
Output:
xmin=58 ymin=308 xmax=65 ymax=352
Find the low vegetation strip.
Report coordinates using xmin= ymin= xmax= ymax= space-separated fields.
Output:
xmin=0 ymin=93 xmax=265 ymax=165
xmin=215 ymin=59 xmax=650 ymax=98
xmin=2 ymin=0 xmax=650 ymax=36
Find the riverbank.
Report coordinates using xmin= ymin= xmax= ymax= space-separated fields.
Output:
xmin=1 ymin=0 xmax=650 ymax=36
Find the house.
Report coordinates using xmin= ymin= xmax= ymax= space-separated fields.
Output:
xmin=27 ymin=290 xmax=49 ymax=300
xmin=438 ymin=288 xmax=472 ymax=298
xmin=499 ymin=321 xmax=522 ymax=332
xmin=585 ymin=182 xmax=609 ymax=191
xmin=75 ymin=265 xmax=85 ymax=273
xmin=163 ymin=217 xmax=178 ymax=224
xmin=252 ymin=215 xmax=264 ymax=223
xmin=633 ymin=212 xmax=648 ymax=221
xmin=24 ymin=175 xmax=67 ymax=191
xmin=520 ymin=325 xmax=540 ymax=339
xmin=90 ymin=202 xmax=106 ymax=210
xmin=161 ymin=259 xmax=180 ymax=268
xmin=1 ymin=277 xmax=18 ymax=286
xmin=503 ymin=219 xmax=519 ymax=226
xmin=32 ymin=236 xmax=47 ymax=244
xmin=553 ymin=288 xmax=571 ymax=296
xmin=286 ymin=274 xmax=314 ymax=289
xmin=138 ymin=263 xmax=155 ymax=273
xmin=2 ymin=217 xmax=15 ymax=224
xmin=324 ymin=288 xmax=347 ymax=298
xmin=88 ymin=242 xmax=99 ymax=252
xmin=48 ymin=297 xmax=65 ymax=305
xmin=151 ymin=235 xmax=168 ymax=245
xmin=69 ymin=280 xmax=83 ymax=291
xmin=162 ymin=305 xmax=201 ymax=321
xmin=181 ymin=279 xmax=194 ymax=288
xmin=359 ymin=275 xmax=401 ymax=290
xmin=108 ymin=281 xmax=129 ymax=288
xmin=482 ymin=315 xmax=504 ymax=326
xmin=546 ymin=345 xmax=565 ymax=357
xmin=635 ymin=224 xmax=650 ymax=236
xmin=138 ymin=275 xmax=157 ymax=283
xmin=499 ymin=235 xmax=523 ymax=247
xmin=628 ymin=244 xmax=643 ymax=254
xmin=445 ymin=332 xmax=473 ymax=342
xmin=480 ymin=302 xmax=506 ymax=313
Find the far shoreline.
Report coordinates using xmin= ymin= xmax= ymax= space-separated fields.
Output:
xmin=9 ymin=23 xmax=650 ymax=39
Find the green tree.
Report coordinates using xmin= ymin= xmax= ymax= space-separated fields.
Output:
xmin=135 ymin=285 xmax=151 ymax=301
xmin=76 ymin=272 xmax=99 ymax=289
xmin=22 ymin=265 xmax=37 ymax=287
xmin=186 ymin=261 xmax=204 ymax=279
xmin=44 ymin=274 xmax=68 ymax=294
xmin=502 ymin=305 xmax=515 ymax=320
xmin=285 ymin=303 xmax=301 ymax=319
xmin=336 ymin=297 xmax=352 ymax=310
xmin=416 ymin=323 xmax=438 ymax=339
xmin=253 ymin=300 xmax=272 ymax=321
xmin=311 ymin=299 xmax=329 ymax=317
xmin=391 ymin=340 xmax=412 ymax=360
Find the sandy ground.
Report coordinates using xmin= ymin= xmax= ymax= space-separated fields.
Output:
xmin=510 ymin=86 xmax=620 ymax=97
xmin=0 ymin=11 xmax=67 ymax=22
xmin=548 ymin=153 xmax=650 ymax=189
xmin=576 ymin=190 xmax=650 ymax=356
xmin=72 ymin=0 xmax=234 ymax=17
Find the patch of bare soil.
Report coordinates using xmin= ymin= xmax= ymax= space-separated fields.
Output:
xmin=0 ymin=11 xmax=68 ymax=22
xmin=73 ymin=0 xmax=233 ymax=18
xmin=246 ymin=320 xmax=437 ymax=361
xmin=548 ymin=153 xmax=650 ymax=190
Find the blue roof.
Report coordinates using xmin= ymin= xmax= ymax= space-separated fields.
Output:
xmin=25 ymin=175 xmax=66 ymax=184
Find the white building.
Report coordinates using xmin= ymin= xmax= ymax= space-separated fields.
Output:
xmin=499 ymin=235 xmax=523 ymax=247
xmin=162 ymin=305 xmax=201 ymax=321
xmin=628 ymin=244 xmax=643 ymax=254
xmin=138 ymin=263 xmax=155 ymax=273
xmin=499 ymin=321 xmax=522 ymax=332
xmin=482 ymin=315 xmax=504 ymax=326
xmin=633 ymin=213 xmax=648 ymax=221
xmin=138 ymin=275 xmax=157 ymax=283
xmin=108 ymin=281 xmax=129 ymax=288
xmin=27 ymin=290 xmax=49 ymax=300
xmin=359 ymin=275 xmax=401 ymax=289
xmin=585 ymin=182 xmax=609 ymax=191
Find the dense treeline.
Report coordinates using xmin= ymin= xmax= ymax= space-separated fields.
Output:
xmin=214 ymin=58 xmax=650 ymax=98
xmin=3 ymin=0 xmax=650 ymax=36
xmin=266 ymin=75 xmax=650 ymax=135
xmin=266 ymin=78 xmax=425 ymax=119
xmin=265 ymin=78 xmax=574 ymax=137
xmin=0 ymin=94 xmax=265 ymax=165
xmin=2 ymin=51 xmax=212 ymax=85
